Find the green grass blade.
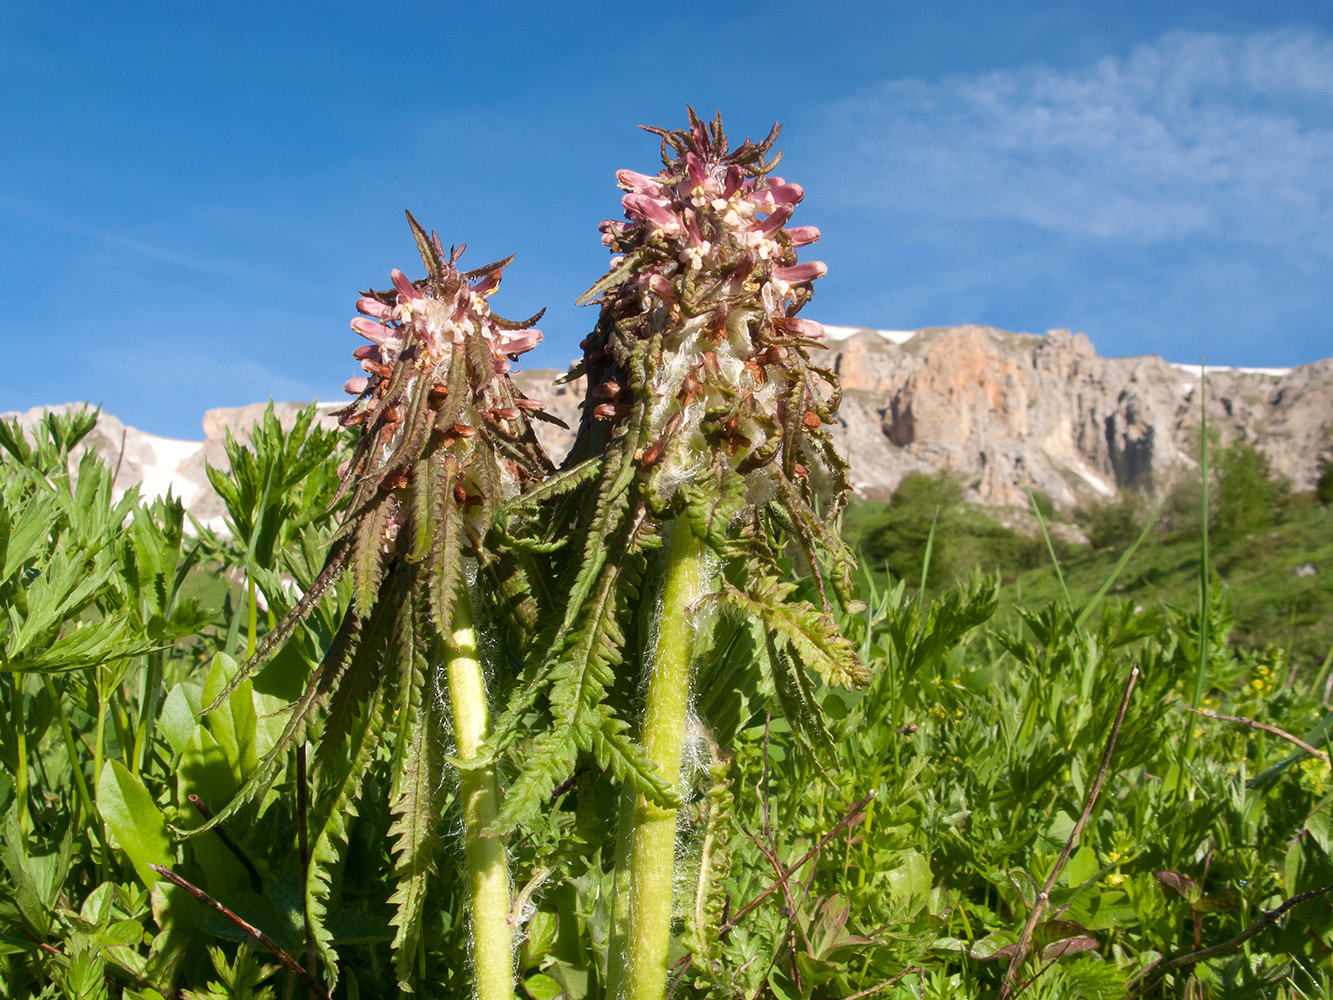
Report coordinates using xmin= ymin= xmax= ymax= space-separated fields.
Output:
xmin=1028 ymin=489 xmax=1075 ymax=628
xmin=915 ymin=507 xmax=939 ymax=613
xmin=1074 ymin=501 xmax=1164 ymax=631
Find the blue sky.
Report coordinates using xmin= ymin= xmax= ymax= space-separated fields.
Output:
xmin=4 ymin=1 xmax=1332 ymax=438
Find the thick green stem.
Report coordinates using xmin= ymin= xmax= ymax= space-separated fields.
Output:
xmin=622 ymin=521 xmax=708 ymax=1000
xmin=445 ymin=590 xmax=513 ymax=1000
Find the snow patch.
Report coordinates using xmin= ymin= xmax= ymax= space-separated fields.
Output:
xmin=130 ymin=433 xmax=205 ymax=506
xmin=1168 ymin=362 xmax=1291 ymax=378
xmin=1067 ymin=463 xmax=1116 ymax=498
xmin=822 ymin=325 xmax=917 ymax=345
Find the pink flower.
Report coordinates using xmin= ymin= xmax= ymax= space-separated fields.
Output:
xmin=750 ymin=183 xmax=804 ymax=215
xmin=772 ymin=317 xmax=826 ymax=341
xmin=344 ymin=376 xmax=370 ymax=395
xmin=351 ymin=317 xmax=402 ymax=349
xmin=495 ymin=328 xmax=542 ymax=356
xmin=356 ymin=296 xmax=392 ymax=319
xmin=622 ymin=194 xmax=681 ymax=232
xmin=785 ymin=226 xmax=821 ymax=247
xmin=773 ymin=261 xmax=827 ymax=284
xmin=755 ymin=204 xmax=795 ymax=238
xmin=617 ymin=169 xmax=666 ymax=196
xmin=391 ymin=269 xmax=422 ymax=301
xmin=684 ymin=152 xmax=719 ymax=195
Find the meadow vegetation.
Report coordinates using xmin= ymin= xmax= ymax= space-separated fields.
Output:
xmin=1 ymin=394 xmax=1330 ymax=999
xmin=2 ymin=112 xmax=1331 ymax=1000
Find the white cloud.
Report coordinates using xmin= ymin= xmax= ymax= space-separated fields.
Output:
xmin=816 ymin=30 xmax=1333 ymax=249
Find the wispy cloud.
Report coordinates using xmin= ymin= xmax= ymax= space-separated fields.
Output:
xmin=816 ymin=30 xmax=1333 ymax=250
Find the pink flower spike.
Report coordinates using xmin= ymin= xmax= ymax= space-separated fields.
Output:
xmin=773 ymin=261 xmax=828 ymax=284
xmin=356 ymin=296 xmax=392 ymax=319
xmin=616 ymin=169 xmax=666 ymax=195
xmin=344 ymin=376 xmax=370 ymax=395
xmin=351 ymin=317 xmax=400 ymax=347
xmin=390 ymin=269 xmax=423 ymax=300
xmin=623 ymin=193 xmax=681 ymax=232
xmin=785 ymin=226 xmax=821 ymax=246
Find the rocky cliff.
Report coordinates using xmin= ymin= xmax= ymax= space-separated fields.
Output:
xmin=814 ymin=325 xmax=1332 ymax=507
xmin=9 ymin=325 xmax=1331 ymax=517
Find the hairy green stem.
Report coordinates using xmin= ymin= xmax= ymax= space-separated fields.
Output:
xmin=446 ymin=589 xmax=513 ymax=1000
xmin=606 ymin=783 xmax=637 ymax=1000
xmin=622 ymin=520 xmax=708 ymax=1000
xmin=11 ymin=677 xmax=29 ymax=837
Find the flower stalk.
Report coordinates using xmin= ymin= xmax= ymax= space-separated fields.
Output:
xmin=187 ymin=212 xmax=552 ymax=995
xmin=621 ymin=520 xmax=709 ymax=1000
xmin=544 ymin=108 xmax=866 ymax=1000
xmin=445 ymin=586 xmax=513 ymax=1000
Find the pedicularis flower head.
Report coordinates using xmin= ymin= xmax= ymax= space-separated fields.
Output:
xmin=333 ymin=211 xmax=554 ymax=622
xmin=575 ymin=108 xmax=857 ymax=612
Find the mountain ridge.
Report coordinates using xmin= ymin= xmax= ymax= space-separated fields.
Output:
xmin=8 ymin=324 xmax=1330 ymax=520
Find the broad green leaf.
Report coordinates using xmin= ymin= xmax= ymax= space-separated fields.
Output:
xmin=524 ymin=973 xmax=566 ymax=1000
xmin=158 ymin=684 xmax=199 ymax=759
xmin=97 ymin=760 xmax=173 ymax=889
xmin=887 ymin=851 xmax=931 ymax=909
xmin=0 ymin=814 xmax=55 ymax=935
xmin=1062 ymin=845 xmax=1099 ymax=888
xmin=202 ymin=653 xmax=263 ymax=780
xmin=79 ymin=882 xmax=115 ymax=930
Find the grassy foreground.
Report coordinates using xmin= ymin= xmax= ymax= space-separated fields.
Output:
xmin=0 ymin=409 xmax=1331 ymax=998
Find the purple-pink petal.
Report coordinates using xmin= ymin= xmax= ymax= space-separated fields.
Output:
xmin=616 ymin=169 xmax=666 ymax=195
xmin=356 ymin=296 xmax=392 ymax=319
xmin=623 ymin=193 xmax=681 ymax=231
xmin=722 ymin=165 xmax=744 ymax=200
xmin=496 ymin=328 xmax=542 ymax=355
xmin=344 ymin=377 xmax=370 ymax=395
xmin=646 ymin=273 xmax=675 ymax=300
xmin=752 ymin=182 xmax=805 ymax=214
xmin=351 ymin=317 xmax=400 ymax=347
xmin=684 ymin=207 xmax=705 ymax=246
xmin=471 ymin=270 xmax=502 ymax=298
xmin=773 ymin=261 xmax=827 ymax=284
xmin=685 ymin=152 xmax=711 ymax=191
xmin=785 ymin=226 xmax=821 ymax=246
xmin=755 ymin=204 xmax=794 ymax=238
xmin=772 ymin=317 xmax=826 ymax=341
xmin=391 ymin=269 xmax=423 ymax=300
xmin=352 ymin=344 xmax=382 ymax=362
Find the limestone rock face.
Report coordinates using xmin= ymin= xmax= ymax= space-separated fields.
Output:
xmin=8 ymin=326 xmax=1331 ymax=516
xmin=809 ymin=326 xmax=1332 ymax=506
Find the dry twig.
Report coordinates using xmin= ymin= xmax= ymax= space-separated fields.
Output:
xmin=1186 ymin=706 xmax=1330 ymax=765
xmin=719 ymin=791 xmax=875 ymax=939
xmin=1123 ymin=882 xmax=1333 ymax=998
xmin=150 ymin=864 xmax=330 ymax=1000
xmin=999 ymin=667 xmax=1140 ymax=999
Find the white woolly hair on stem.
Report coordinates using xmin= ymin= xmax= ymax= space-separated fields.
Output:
xmin=444 ymin=583 xmax=516 ymax=1000
xmin=618 ymin=518 xmax=711 ymax=1000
